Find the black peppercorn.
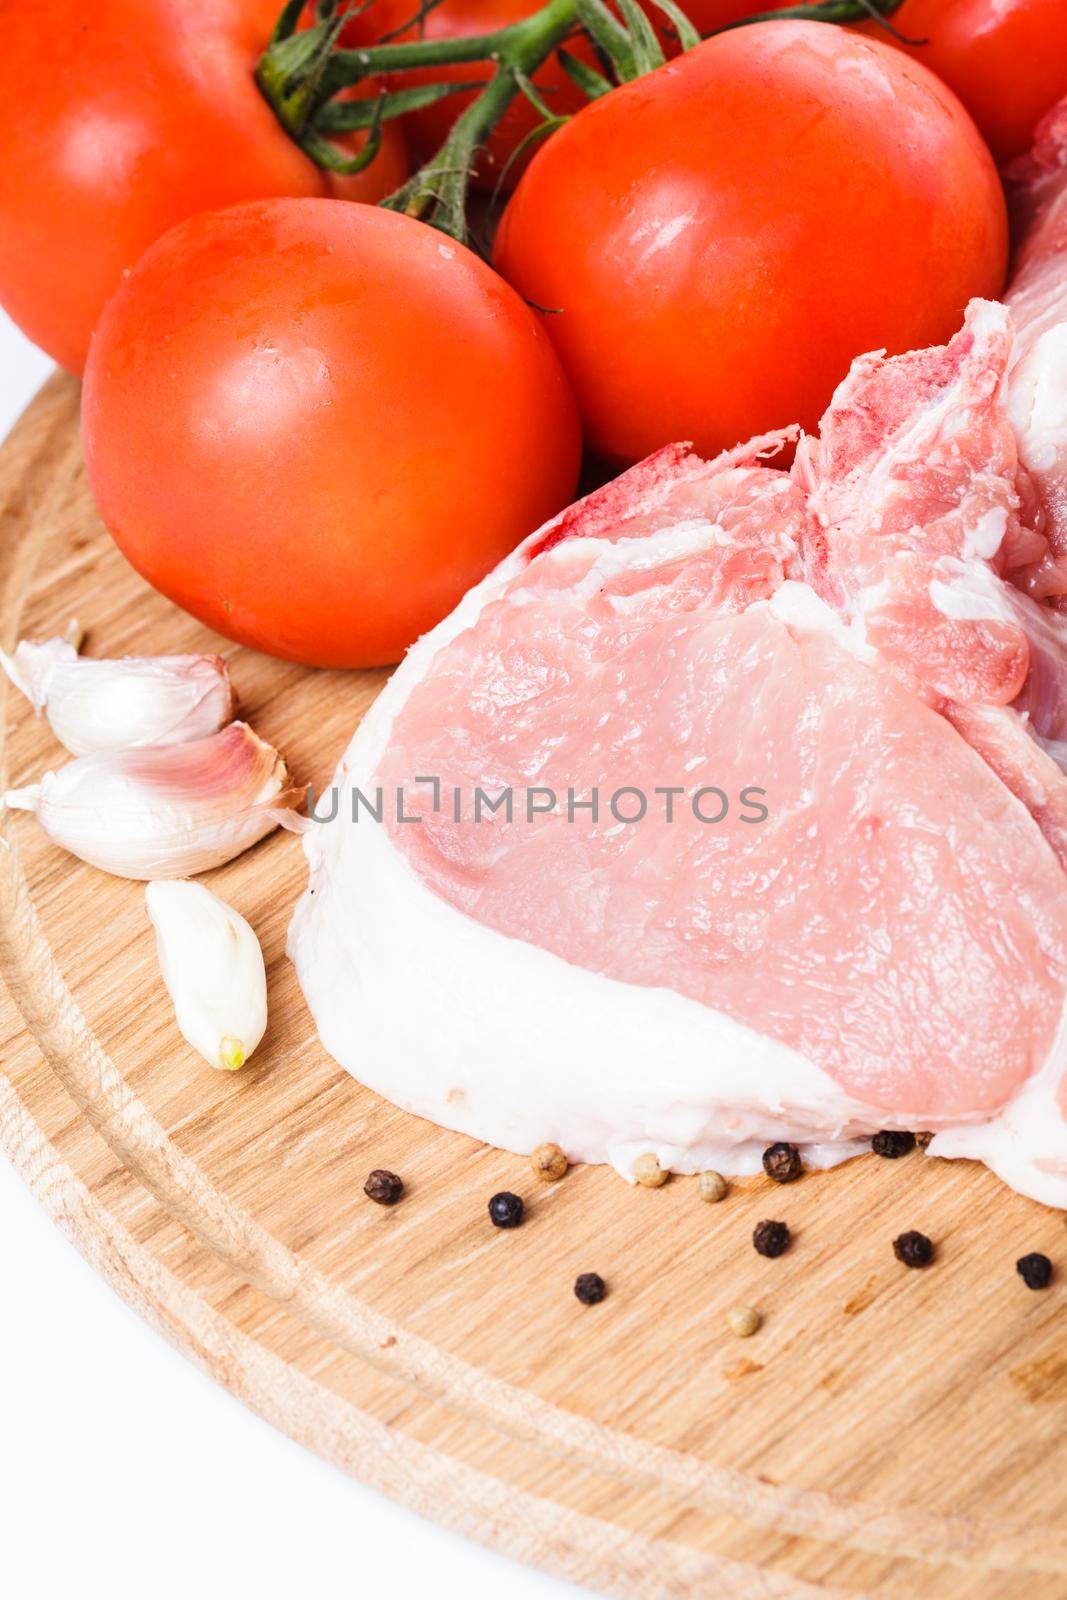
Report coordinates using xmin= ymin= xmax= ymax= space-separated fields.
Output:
xmin=893 ymin=1230 xmax=934 ymax=1268
xmin=1016 ymin=1252 xmax=1053 ymax=1290
xmin=574 ymin=1272 xmax=606 ymax=1305
xmin=488 ymin=1191 xmax=524 ymax=1228
xmin=753 ymin=1219 xmax=791 ymax=1258
xmin=762 ymin=1142 xmax=803 ymax=1183
xmin=364 ymin=1169 xmax=404 ymax=1206
xmin=871 ymin=1130 xmax=916 ymax=1159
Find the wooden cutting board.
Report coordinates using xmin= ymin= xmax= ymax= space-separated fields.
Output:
xmin=3 ymin=375 xmax=1067 ymax=1598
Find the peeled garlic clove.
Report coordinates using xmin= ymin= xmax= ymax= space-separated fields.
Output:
xmin=2 ymin=721 xmax=303 ymax=879
xmin=0 ymin=630 xmax=234 ymax=755
xmin=1 ymin=634 xmax=77 ymax=710
xmin=146 ymin=880 xmax=267 ymax=1071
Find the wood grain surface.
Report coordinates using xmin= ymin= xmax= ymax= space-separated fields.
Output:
xmin=2 ymin=375 xmax=1067 ymax=1598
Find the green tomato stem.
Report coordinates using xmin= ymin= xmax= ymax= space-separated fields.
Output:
xmin=256 ymin=0 xmax=907 ymax=243
xmin=379 ymin=0 xmax=579 ymax=238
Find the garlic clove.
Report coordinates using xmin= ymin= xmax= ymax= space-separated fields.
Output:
xmin=2 ymin=721 xmax=303 ymax=879
xmin=0 ymin=629 xmax=234 ymax=755
xmin=0 ymin=635 xmax=78 ymax=713
xmin=146 ymin=880 xmax=267 ymax=1071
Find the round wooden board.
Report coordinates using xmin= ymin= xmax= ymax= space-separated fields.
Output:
xmin=3 ymin=375 xmax=1067 ymax=1598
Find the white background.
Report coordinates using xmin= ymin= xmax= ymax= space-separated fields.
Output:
xmin=0 ymin=311 xmax=570 ymax=1600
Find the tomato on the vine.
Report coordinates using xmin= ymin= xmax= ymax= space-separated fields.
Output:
xmin=343 ymin=0 xmax=773 ymax=188
xmin=82 ymin=200 xmax=582 ymax=668
xmin=0 ymin=0 xmax=408 ymax=374
xmin=339 ymin=0 xmax=584 ymax=188
xmin=493 ymin=20 xmax=1008 ymax=467
xmin=348 ymin=0 xmax=1067 ymax=179
xmin=857 ymin=0 xmax=1067 ymax=163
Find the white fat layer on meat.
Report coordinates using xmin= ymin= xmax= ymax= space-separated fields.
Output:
xmin=1007 ymin=322 xmax=1067 ymax=475
xmin=930 ymin=994 xmax=1067 ymax=1210
xmin=768 ymin=576 xmax=889 ymax=664
xmin=766 ymin=579 xmax=875 ymax=661
xmin=964 ymin=506 xmax=1009 ymax=561
xmin=292 ymin=784 xmax=880 ymax=1178
xmin=766 ymin=579 xmax=843 ymax=636
xmin=289 ymin=520 xmax=1067 ymax=1199
xmin=511 ymin=519 xmax=734 ymax=611
xmin=928 ymin=558 xmax=1015 ymax=623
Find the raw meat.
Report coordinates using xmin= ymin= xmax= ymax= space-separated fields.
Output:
xmin=1006 ymin=95 xmax=1067 ymax=602
xmin=797 ymin=298 xmax=1067 ymax=869
xmin=796 ymin=300 xmax=1042 ymax=709
xmin=290 ymin=301 xmax=1067 ymax=1205
xmin=290 ymin=115 xmax=1067 ymax=1207
xmin=376 ymin=581 xmax=1065 ymax=1123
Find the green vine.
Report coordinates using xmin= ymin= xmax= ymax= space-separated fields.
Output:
xmin=257 ymin=0 xmax=907 ymax=241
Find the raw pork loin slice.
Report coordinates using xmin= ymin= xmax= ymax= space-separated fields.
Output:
xmin=290 ymin=295 xmax=1067 ymax=1207
xmin=1006 ymin=95 xmax=1067 ymax=603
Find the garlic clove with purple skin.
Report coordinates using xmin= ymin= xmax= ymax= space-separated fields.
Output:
xmin=146 ymin=880 xmax=267 ymax=1071
xmin=0 ymin=629 xmax=234 ymax=755
xmin=2 ymin=722 xmax=303 ymax=879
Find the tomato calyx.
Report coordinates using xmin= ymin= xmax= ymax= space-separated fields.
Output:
xmin=257 ymin=0 xmax=346 ymax=145
xmin=381 ymin=0 xmax=584 ymax=237
xmin=258 ymin=0 xmax=483 ymax=172
xmin=256 ymin=0 xmax=909 ymax=234
xmin=258 ymin=0 xmax=590 ymax=218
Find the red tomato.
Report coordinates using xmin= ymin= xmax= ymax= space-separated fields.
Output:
xmin=345 ymin=0 xmax=767 ymax=188
xmin=81 ymin=200 xmax=581 ymax=668
xmin=857 ymin=0 xmax=1067 ymax=163
xmin=0 ymin=0 xmax=409 ymax=374
xmin=493 ymin=21 xmax=1008 ymax=467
